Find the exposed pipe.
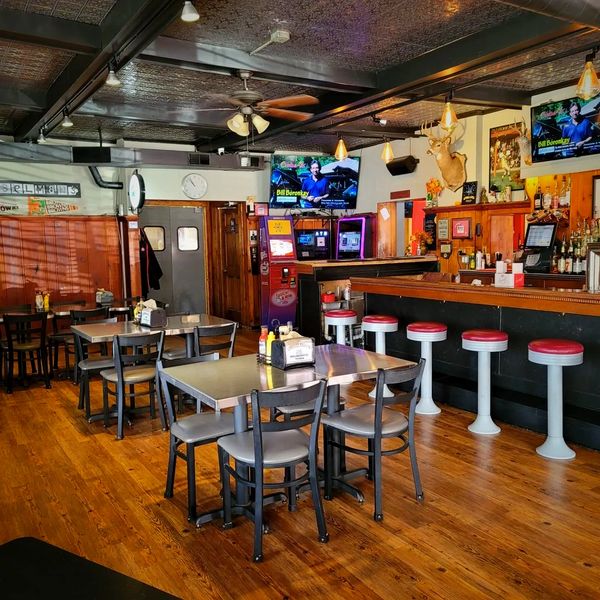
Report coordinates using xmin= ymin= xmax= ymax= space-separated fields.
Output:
xmin=492 ymin=1 xmax=600 ymax=29
xmin=88 ymin=165 xmax=123 ymax=189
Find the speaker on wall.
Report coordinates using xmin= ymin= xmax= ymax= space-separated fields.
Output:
xmin=386 ymin=155 xmax=419 ymax=175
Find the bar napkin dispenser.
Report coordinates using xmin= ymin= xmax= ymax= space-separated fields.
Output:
xmin=271 ymin=336 xmax=315 ymax=370
xmin=140 ymin=307 xmax=167 ymax=328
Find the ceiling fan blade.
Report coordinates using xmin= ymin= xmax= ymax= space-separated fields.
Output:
xmin=257 ymin=95 xmax=319 ymax=109
xmin=263 ymin=108 xmax=314 ymax=121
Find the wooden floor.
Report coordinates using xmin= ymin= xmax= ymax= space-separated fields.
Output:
xmin=1 ymin=328 xmax=600 ymax=599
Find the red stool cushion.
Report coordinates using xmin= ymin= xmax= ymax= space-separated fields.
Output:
xmin=462 ymin=329 xmax=508 ymax=342
xmin=324 ymin=309 xmax=357 ymax=318
xmin=363 ymin=315 xmax=398 ymax=325
xmin=528 ymin=339 xmax=584 ymax=355
xmin=407 ymin=321 xmax=446 ymax=333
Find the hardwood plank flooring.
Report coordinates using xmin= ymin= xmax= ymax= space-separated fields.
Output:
xmin=1 ymin=328 xmax=600 ymax=599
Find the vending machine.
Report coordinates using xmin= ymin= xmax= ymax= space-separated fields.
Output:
xmin=336 ymin=214 xmax=375 ymax=259
xmin=259 ymin=216 xmax=298 ymax=329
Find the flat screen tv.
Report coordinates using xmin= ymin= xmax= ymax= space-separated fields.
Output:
xmin=269 ymin=154 xmax=360 ymax=210
xmin=531 ymin=92 xmax=600 ymax=163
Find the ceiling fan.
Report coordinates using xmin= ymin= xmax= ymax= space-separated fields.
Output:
xmin=196 ymin=70 xmax=319 ymax=136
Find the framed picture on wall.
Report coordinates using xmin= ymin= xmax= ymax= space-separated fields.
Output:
xmin=255 ymin=203 xmax=269 ymax=216
xmin=593 ymin=176 xmax=600 ymax=219
xmin=461 ymin=181 xmax=478 ymax=205
xmin=452 ymin=217 xmax=472 ymax=239
xmin=489 ymin=124 xmax=525 ymax=192
xmin=438 ymin=218 xmax=450 ymax=240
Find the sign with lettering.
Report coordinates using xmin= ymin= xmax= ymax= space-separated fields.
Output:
xmin=0 ymin=181 xmax=81 ymax=198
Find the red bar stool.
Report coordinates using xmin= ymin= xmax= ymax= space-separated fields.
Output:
xmin=407 ymin=321 xmax=447 ymax=414
xmin=324 ymin=309 xmax=357 ymax=346
xmin=528 ymin=338 xmax=583 ymax=460
xmin=362 ymin=315 xmax=399 ymax=397
xmin=461 ymin=329 xmax=508 ymax=435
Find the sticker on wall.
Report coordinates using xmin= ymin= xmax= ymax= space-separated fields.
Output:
xmin=0 ymin=202 xmax=19 ymax=213
xmin=27 ymin=196 xmax=80 ymax=215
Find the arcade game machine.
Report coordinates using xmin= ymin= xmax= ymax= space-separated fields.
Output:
xmin=336 ymin=214 xmax=375 ymax=259
xmin=259 ymin=216 xmax=298 ymax=329
xmin=294 ymin=228 xmax=332 ymax=260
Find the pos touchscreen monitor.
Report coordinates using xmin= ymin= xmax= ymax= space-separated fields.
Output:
xmin=524 ymin=223 xmax=557 ymax=248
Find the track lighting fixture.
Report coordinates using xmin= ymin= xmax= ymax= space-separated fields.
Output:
xmin=61 ymin=112 xmax=73 ymax=128
xmin=439 ymin=90 xmax=459 ymax=132
xmin=181 ymin=1 xmax=200 ymax=23
xmin=37 ymin=128 xmax=46 ymax=144
xmin=372 ymin=115 xmax=388 ymax=126
xmin=334 ymin=136 xmax=348 ymax=161
xmin=105 ymin=66 xmax=121 ymax=87
xmin=575 ymin=47 xmax=600 ymax=101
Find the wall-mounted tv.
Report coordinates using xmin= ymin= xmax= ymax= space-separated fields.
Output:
xmin=269 ymin=154 xmax=360 ymax=210
xmin=531 ymin=92 xmax=600 ymax=163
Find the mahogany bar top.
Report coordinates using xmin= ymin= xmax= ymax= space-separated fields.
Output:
xmin=351 ymin=274 xmax=600 ymax=451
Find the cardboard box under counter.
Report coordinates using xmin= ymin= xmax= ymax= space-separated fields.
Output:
xmin=494 ymin=273 xmax=525 ymax=288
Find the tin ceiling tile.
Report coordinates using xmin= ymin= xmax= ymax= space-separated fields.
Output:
xmin=0 ymin=0 xmax=116 ymax=24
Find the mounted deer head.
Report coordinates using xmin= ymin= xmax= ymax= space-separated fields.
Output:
xmin=514 ymin=117 xmax=532 ymax=166
xmin=420 ymin=121 xmax=467 ymax=192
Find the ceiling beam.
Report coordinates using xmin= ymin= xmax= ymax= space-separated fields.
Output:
xmin=0 ymin=88 xmax=45 ymax=111
xmin=0 ymin=7 xmax=101 ymax=54
xmin=139 ymin=37 xmax=376 ymax=93
xmin=492 ymin=0 xmax=600 ymax=29
xmin=199 ymin=12 xmax=583 ymax=151
xmin=14 ymin=0 xmax=184 ymax=142
xmin=78 ymin=99 xmax=229 ymax=130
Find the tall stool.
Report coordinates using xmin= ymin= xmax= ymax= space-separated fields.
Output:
xmin=362 ymin=315 xmax=399 ymax=397
xmin=461 ymin=329 xmax=508 ymax=434
xmin=324 ymin=309 xmax=357 ymax=346
xmin=528 ymin=339 xmax=583 ymax=460
xmin=407 ymin=322 xmax=447 ymax=414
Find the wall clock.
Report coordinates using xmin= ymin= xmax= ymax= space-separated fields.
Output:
xmin=128 ymin=170 xmax=146 ymax=213
xmin=182 ymin=173 xmax=208 ymax=199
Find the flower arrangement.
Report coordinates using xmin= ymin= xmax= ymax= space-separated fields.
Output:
xmin=410 ymin=230 xmax=433 ymax=245
xmin=425 ymin=177 xmax=444 ymax=207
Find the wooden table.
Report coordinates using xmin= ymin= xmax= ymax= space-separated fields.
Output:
xmin=159 ymin=344 xmax=412 ymax=526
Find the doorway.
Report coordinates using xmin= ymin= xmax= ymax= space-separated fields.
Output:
xmin=139 ymin=206 xmax=206 ymax=314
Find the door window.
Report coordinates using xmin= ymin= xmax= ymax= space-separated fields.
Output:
xmin=144 ymin=226 xmax=165 ymax=251
xmin=177 ymin=227 xmax=199 ymax=251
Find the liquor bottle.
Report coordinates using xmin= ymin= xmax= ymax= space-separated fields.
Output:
xmin=558 ymin=175 xmax=568 ymax=207
xmin=533 ymin=186 xmax=543 ymax=210
xmin=551 ymin=244 xmax=559 ymax=273
xmin=543 ymin=186 xmax=552 ymax=210
xmin=573 ymin=241 xmax=582 ymax=274
xmin=565 ymin=237 xmax=574 ymax=274
xmin=565 ymin=175 xmax=571 ymax=207
xmin=552 ymin=178 xmax=560 ymax=210
xmin=469 ymin=253 xmax=476 ymax=270
xmin=557 ymin=236 xmax=566 ymax=274
xmin=258 ymin=325 xmax=268 ymax=361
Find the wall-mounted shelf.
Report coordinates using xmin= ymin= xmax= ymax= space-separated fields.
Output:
xmin=424 ymin=201 xmax=530 ymax=215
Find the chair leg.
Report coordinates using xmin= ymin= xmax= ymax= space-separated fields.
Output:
xmin=6 ymin=351 xmax=14 ymax=393
xmin=253 ymin=466 xmax=264 ymax=562
xmin=367 ymin=438 xmax=374 ymax=480
xmin=309 ymin=458 xmax=329 ymax=543
xmin=219 ymin=447 xmax=233 ymax=528
xmin=286 ymin=466 xmax=297 ymax=511
xmin=165 ymin=435 xmax=177 ymax=499
xmin=186 ymin=443 xmax=197 ymax=522
xmin=408 ymin=436 xmax=424 ymax=502
xmin=323 ymin=426 xmax=333 ymax=501
xmin=373 ymin=439 xmax=383 ymax=522
xmin=116 ymin=384 xmax=125 ymax=440
xmin=41 ymin=347 xmax=51 ymax=389
xmin=155 ymin=374 xmax=167 ymax=431
xmin=149 ymin=380 xmax=156 ymax=419
xmin=102 ymin=381 xmax=110 ymax=427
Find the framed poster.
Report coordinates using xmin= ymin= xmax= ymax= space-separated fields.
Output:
xmin=489 ymin=124 xmax=525 ymax=191
xmin=461 ymin=181 xmax=477 ymax=205
xmin=438 ymin=218 xmax=450 ymax=241
xmin=255 ymin=203 xmax=269 ymax=216
xmin=452 ymin=217 xmax=471 ymax=239
xmin=594 ymin=175 xmax=600 ymax=219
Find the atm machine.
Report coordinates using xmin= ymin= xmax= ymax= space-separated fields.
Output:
xmin=336 ymin=214 xmax=375 ymax=259
xmin=521 ymin=222 xmax=557 ymax=273
xmin=294 ymin=228 xmax=332 ymax=260
xmin=259 ymin=216 xmax=298 ymax=329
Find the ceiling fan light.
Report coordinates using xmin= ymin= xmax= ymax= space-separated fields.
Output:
xmin=251 ymin=114 xmax=269 ymax=134
xmin=227 ymin=114 xmax=249 ymax=136
xmin=575 ymin=59 xmax=600 ymax=101
xmin=440 ymin=101 xmax=459 ymax=131
xmin=61 ymin=114 xmax=73 ymax=128
xmin=335 ymin=137 xmax=348 ymax=161
xmin=105 ymin=68 xmax=121 ymax=87
xmin=181 ymin=1 xmax=200 ymax=22
xmin=380 ymin=141 xmax=394 ymax=163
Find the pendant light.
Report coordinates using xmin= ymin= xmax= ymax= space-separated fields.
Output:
xmin=335 ymin=136 xmax=348 ymax=161
xmin=440 ymin=91 xmax=459 ymax=132
xmin=37 ymin=128 xmax=46 ymax=144
xmin=105 ymin=67 xmax=121 ymax=87
xmin=575 ymin=47 xmax=600 ymax=101
xmin=380 ymin=140 xmax=394 ymax=163
xmin=181 ymin=1 xmax=200 ymax=22
xmin=251 ymin=113 xmax=270 ymax=134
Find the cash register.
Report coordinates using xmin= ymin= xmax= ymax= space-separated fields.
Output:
xmin=520 ymin=222 xmax=557 ymax=273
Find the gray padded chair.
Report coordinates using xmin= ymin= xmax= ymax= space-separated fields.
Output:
xmin=323 ymin=359 xmax=425 ymax=522
xmin=157 ymin=355 xmax=236 ymax=522
xmin=100 ymin=330 xmax=165 ymax=439
xmin=218 ymin=379 xmax=329 ymax=562
xmin=162 ymin=322 xmax=237 ymax=362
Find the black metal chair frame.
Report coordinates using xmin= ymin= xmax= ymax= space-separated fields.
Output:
xmin=2 ymin=312 xmax=51 ymax=393
xmin=193 ymin=323 xmax=237 ymax=358
xmin=69 ymin=307 xmax=109 ymax=383
xmin=218 ymin=379 xmax=329 ymax=562
xmin=47 ymin=299 xmax=86 ymax=377
xmin=323 ymin=360 xmax=425 ymax=522
xmin=158 ymin=354 xmax=237 ymax=522
xmin=102 ymin=331 xmax=165 ymax=439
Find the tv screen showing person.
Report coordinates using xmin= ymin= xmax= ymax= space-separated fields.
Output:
xmin=561 ymin=100 xmax=594 ymax=157
xmin=300 ymin=160 xmax=329 ymax=208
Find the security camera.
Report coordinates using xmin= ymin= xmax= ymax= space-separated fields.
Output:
xmin=217 ymin=147 xmax=225 ymax=156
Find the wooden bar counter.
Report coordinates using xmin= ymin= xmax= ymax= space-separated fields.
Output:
xmin=351 ymin=275 xmax=600 ymax=450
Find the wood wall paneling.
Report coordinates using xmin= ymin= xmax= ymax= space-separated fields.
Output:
xmin=376 ymin=202 xmax=397 ymax=257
